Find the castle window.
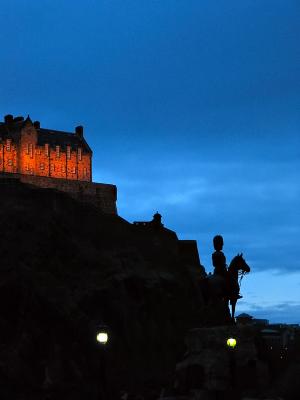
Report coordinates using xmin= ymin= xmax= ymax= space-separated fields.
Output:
xmin=26 ymin=144 xmax=29 ymax=155
xmin=0 ymin=158 xmax=2 ymax=165
xmin=29 ymin=144 xmax=33 ymax=158
xmin=72 ymin=166 xmax=76 ymax=174
xmin=40 ymin=163 xmax=45 ymax=170
xmin=6 ymin=139 xmax=11 ymax=152
xmin=83 ymin=168 xmax=87 ymax=177
xmin=8 ymin=159 xmax=13 ymax=166
xmin=67 ymin=146 xmax=71 ymax=160
xmin=56 ymin=145 xmax=60 ymax=158
xmin=78 ymin=148 xmax=82 ymax=161
xmin=36 ymin=149 xmax=41 ymax=155
xmin=45 ymin=144 xmax=49 ymax=157
xmin=61 ymin=166 xmax=65 ymax=173
xmin=50 ymin=164 xmax=55 ymax=172
xmin=25 ymin=164 xmax=29 ymax=171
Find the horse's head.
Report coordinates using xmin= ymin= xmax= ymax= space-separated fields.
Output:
xmin=230 ymin=253 xmax=250 ymax=273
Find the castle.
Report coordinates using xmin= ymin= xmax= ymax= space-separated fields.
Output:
xmin=0 ymin=114 xmax=117 ymax=214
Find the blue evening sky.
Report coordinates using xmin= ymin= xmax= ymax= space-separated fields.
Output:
xmin=1 ymin=0 xmax=299 ymax=323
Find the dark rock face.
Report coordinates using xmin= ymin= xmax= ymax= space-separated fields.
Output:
xmin=0 ymin=178 xmax=206 ymax=399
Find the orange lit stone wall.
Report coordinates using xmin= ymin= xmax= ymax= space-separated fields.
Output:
xmin=48 ymin=146 xmax=66 ymax=180
xmin=0 ymin=120 xmax=115 ymax=213
xmin=0 ymin=144 xmax=2 ymax=172
xmin=19 ymin=124 xmax=38 ymax=175
xmin=0 ymin=140 xmax=18 ymax=174
xmin=34 ymin=145 xmax=50 ymax=177
xmin=77 ymin=152 xmax=92 ymax=181
xmin=3 ymin=125 xmax=92 ymax=182
xmin=66 ymin=148 xmax=78 ymax=180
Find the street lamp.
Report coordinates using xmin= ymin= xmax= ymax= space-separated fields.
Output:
xmin=96 ymin=325 xmax=109 ymax=400
xmin=226 ymin=337 xmax=237 ymax=349
xmin=96 ymin=327 xmax=109 ymax=345
xmin=226 ymin=337 xmax=237 ymax=388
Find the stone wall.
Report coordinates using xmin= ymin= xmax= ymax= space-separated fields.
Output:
xmin=0 ymin=140 xmax=18 ymax=174
xmin=178 ymin=240 xmax=205 ymax=272
xmin=175 ymin=325 xmax=269 ymax=396
xmin=0 ymin=123 xmax=92 ymax=181
xmin=0 ymin=172 xmax=117 ymax=214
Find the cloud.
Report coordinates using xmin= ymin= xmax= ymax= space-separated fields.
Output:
xmin=108 ymin=156 xmax=299 ymax=324
xmin=108 ymin=158 xmax=299 ymax=276
xmin=234 ymin=269 xmax=300 ymax=324
xmin=237 ymin=302 xmax=300 ymax=324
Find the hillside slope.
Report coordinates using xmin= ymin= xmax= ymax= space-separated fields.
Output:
xmin=0 ymin=177 xmax=206 ymax=399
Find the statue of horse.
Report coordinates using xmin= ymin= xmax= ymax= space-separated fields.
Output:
xmin=203 ymin=253 xmax=250 ymax=323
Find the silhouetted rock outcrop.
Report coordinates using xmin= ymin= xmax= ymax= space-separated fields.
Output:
xmin=0 ymin=178 xmax=206 ymax=399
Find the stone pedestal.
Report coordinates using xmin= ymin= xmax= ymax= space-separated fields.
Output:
xmin=174 ymin=325 xmax=269 ymax=399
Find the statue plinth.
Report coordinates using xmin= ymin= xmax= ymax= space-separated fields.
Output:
xmin=174 ymin=325 xmax=269 ymax=399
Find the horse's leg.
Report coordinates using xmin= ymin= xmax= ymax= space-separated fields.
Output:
xmin=231 ymin=298 xmax=237 ymax=322
xmin=224 ymin=298 xmax=232 ymax=324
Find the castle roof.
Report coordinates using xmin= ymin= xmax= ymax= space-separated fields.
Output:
xmin=37 ymin=128 xmax=92 ymax=153
xmin=0 ymin=116 xmax=92 ymax=153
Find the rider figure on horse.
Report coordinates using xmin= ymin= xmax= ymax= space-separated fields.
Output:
xmin=212 ymin=235 xmax=227 ymax=277
xmin=212 ymin=235 xmax=242 ymax=299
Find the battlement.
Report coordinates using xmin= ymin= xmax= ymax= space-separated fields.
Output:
xmin=0 ymin=172 xmax=117 ymax=214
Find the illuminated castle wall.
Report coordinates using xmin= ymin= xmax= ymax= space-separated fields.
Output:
xmin=0 ymin=114 xmax=117 ymax=214
xmin=0 ymin=114 xmax=92 ymax=181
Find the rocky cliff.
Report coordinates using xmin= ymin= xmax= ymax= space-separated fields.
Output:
xmin=0 ymin=177 xmax=206 ymax=399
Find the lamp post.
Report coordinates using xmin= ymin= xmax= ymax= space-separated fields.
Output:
xmin=226 ymin=337 xmax=237 ymax=389
xmin=96 ymin=325 xmax=109 ymax=400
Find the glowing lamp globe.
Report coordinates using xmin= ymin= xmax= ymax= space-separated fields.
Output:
xmin=226 ymin=338 xmax=237 ymax=348
xmin=96 ymin=329 xmax=108 ymax=345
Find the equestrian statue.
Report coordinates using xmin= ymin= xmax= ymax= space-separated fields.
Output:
xmin=202 ymin=235 xmax=250 ymax=323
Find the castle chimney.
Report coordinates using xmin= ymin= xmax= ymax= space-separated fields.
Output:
xmin=75 ymin=125 xmax=83 ymax=139
xmin=33 ymin=121 xmax=40 ymax=129
xmin=4 ymin=114 xmax=13 ymax=124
